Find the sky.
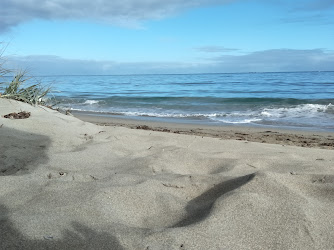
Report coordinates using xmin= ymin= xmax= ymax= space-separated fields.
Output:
xmin=0 ymin=0 xmax=334 ymax=75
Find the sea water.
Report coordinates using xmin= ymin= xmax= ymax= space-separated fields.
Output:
xmin=7 ymin=72 xmax=334 ymax=131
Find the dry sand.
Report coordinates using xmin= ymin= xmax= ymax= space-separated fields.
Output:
xmin=1 ymin=99 xmax=334 ymax=249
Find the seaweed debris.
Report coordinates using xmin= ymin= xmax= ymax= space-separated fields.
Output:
xmin=3 ymin=111 xmax=31 ymax=119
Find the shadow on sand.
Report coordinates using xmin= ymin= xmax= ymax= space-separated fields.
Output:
xmin=0 ymin=126 xmax=51 ymax=175
xmin=0 ymin=203 xmax=124 ymax=250
xmin=0 ymin=126 xmax=123 ymax=249
xmin=172 ymin=173 xmax=255 ymax=227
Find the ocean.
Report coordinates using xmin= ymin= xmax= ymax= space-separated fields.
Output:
xmin=5 ymin=71 xmax=334 ymax=131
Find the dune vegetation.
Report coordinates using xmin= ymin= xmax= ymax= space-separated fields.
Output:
xmin=0 ymin=49 xmax=51 ymax=106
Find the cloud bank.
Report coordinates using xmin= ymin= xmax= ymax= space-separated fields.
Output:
xmin=5 ymin=49 xmax=334 ymax=75
xmin=297 ymin=0 xmax=334 ymax=11
xmin=211 ymin=49 xmax=334 ymax=72
xmin=0 ymin=0 xmax=233 ymax=32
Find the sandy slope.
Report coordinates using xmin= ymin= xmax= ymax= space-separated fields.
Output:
xmin=1 ymin=99 xmax=334 ymax=249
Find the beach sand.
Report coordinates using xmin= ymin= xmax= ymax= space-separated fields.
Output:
xmin=73 ymin=111 xmax=334 ymax=150
xmin=1 ymin=99 xmax=334 ymax=249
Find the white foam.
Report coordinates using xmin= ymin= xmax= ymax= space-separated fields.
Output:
xmin=260 ymin=111 xmax=272 ymax=117
xmin=219 ymin=118 xmax=262 ymax=124
xmin=84 ymin=100 xmax=99 ymax=105
xmin=261 ymin=103 xmax=334 ymax=118
xmin=57 ymin=102 xmax=334 ymax=130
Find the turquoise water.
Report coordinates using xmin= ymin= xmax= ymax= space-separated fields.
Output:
xmin=11 ymin=72 xmax=334 ymax=131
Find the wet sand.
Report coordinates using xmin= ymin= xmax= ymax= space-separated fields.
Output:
xmin=73 ymin=111 xmax=334 ymax=150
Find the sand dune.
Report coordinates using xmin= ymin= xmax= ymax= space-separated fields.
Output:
xmin=1 ymin=99 xmax=334 ymax=249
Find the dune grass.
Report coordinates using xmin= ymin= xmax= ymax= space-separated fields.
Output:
xmin=0 ymin=71 xmax=52 ymax=105
xmin=1 ymin=47 xmax=52 ymax=106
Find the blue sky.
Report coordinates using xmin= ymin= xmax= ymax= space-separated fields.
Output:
xmin=1 ymin=0 xmax=334 ymax=75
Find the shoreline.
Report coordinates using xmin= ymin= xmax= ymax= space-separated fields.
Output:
xmin=72 ymin=110 xmax=334 ymax=150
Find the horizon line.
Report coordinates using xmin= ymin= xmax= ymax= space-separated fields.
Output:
xmin=3 ymin=70 xmax=333 ymax=78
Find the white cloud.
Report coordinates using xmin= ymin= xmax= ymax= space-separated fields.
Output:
xmin=0 ymin=0 xmax=234 ymax=32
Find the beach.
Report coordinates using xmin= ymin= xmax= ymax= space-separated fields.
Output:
xmin=73 ymin=111 xmax=334 ymax=149
xmin=1 ymin=98 xmax=334 ymax=249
